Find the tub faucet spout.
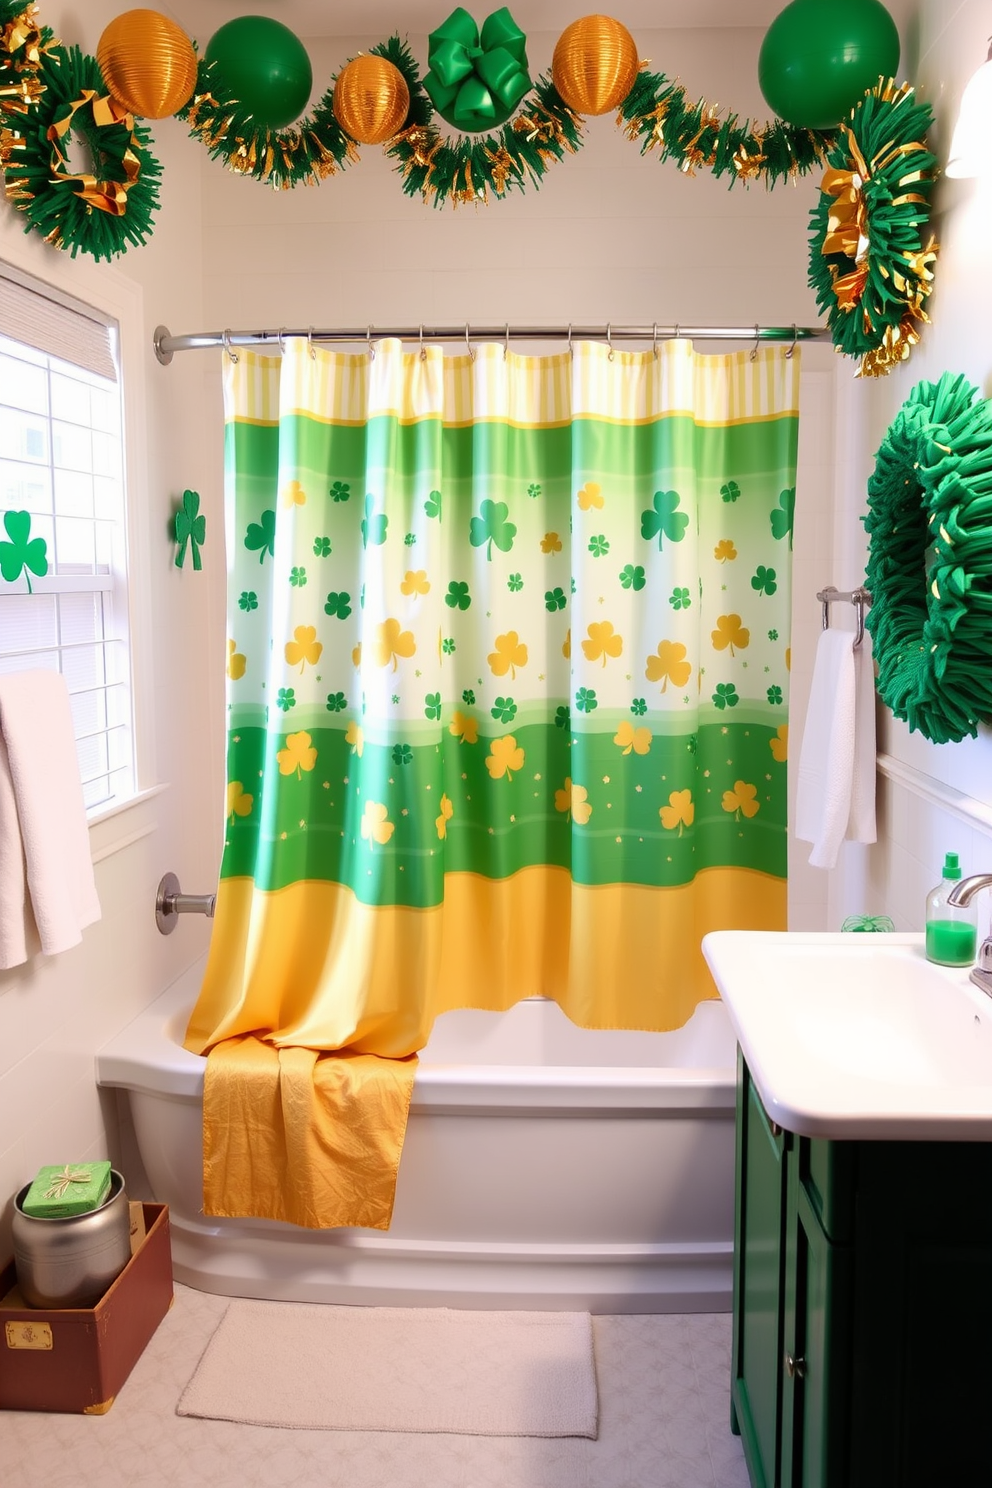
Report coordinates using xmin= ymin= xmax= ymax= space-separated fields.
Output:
xmin=947 ymin=873 xmax=992 ymax=907
xmin=946 ymin=874 xmax=992 ymax=998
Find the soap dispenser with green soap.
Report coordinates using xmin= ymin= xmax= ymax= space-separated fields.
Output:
xmin=925 ymin=852 xmax=978 ymax=966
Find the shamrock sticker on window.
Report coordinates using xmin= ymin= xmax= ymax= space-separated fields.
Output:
xmin=0 ymin=509 xmax=48 ymax=593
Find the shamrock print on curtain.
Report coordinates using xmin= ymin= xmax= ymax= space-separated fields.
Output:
xmin=185 ymin=336 xmax=799 ymax=1060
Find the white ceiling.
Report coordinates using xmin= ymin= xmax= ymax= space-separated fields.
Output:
xmin=171 ymin=1 xmax=912 ymax=43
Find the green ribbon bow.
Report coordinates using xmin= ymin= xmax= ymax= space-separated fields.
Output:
xmin=175 ymin=489 xmax=206 ymax=570
xmin=423 ymin=7 xmax=531 ymax=133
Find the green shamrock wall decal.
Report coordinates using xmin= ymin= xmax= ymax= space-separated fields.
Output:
xmin=0 ymin=510 xmax=48 ymax=593
xmin=174 ymin=490 xmax=206 ymax=570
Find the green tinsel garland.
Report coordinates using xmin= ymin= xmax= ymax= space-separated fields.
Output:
xmin=386 ymin=73 xmax=582 ymax=206
xmin=808 ymin=80 xmax=938 ymax=377
xmin=1 ymin=38 xmax=160 ymax=261
xmin=864 ymin=372 xmax=992 ymax=744
xmin=177 ymin=36 xmax=429 ymax=189
xmin=618 ymin=67 xmax=834 ymax=187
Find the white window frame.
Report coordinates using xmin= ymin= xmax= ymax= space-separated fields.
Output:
xmin=0 ymin=251 xmax=159 ymax=856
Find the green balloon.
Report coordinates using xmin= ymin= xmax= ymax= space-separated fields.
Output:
xmin=204 ymin=17 xmax=313 ymax=130
xmin=759 ymin=0 xmax=900 ymax=129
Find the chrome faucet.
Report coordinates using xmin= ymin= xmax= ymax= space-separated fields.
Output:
xmin=946 ymin=875 xmax=992 ymax=996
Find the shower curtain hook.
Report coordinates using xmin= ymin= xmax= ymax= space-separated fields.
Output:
xmin=222 ymin=329 xmax=239 ymax=364
xmin=503 ymin=323 xmax=510 ymax=360
xmin=567 ymin=323 xmax=573 ymax=359
xmin=674 ymin=322 xmax=680 ymax=340
xmin=419 ymin=324 xmax=427 ymax=361
xmin=749 ymin=324 xmax=760 ymax=362
xmin=277 ymin=327 xmax=286 ymax=354
xmin=465 ymin=322 xmax=475 ymax=361
xmin=606 ymin=322 xmax=615 ymax=362
xmin=307 ymin=326 xmax=316 ymax=360
xmin=786 ymin=323 xmax=798 ymax=359
xmin=652 ymin=322 xmax=659 ymax=358
xmin=367 ymin=325 xmax=375 ymax=361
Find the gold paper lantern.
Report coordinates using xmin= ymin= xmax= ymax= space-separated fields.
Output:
xmin=97 ymin=9 xmax=198 ymax=120
xmin=332 ymin=56 xmax=410 ymax=145
xmin=552 ymin=15 xmax=639 ymax=116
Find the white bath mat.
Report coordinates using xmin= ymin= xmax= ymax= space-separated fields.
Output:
xmin=177 ymin=1300 xmax=599 ymax=1437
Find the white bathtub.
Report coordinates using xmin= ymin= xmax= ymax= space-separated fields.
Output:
xmin=97 ymin=960 xmax=738 ymax=1313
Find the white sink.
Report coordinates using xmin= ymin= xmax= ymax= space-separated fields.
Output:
xmin=701 ymin=931 xmax=992 ymax=1139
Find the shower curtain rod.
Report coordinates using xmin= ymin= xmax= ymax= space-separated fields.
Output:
xmin=152 ymin=321 xmax=830 ymax=365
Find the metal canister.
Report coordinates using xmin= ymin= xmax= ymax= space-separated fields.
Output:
xmin=12 ymin=1169 xmax=131 ymax=1308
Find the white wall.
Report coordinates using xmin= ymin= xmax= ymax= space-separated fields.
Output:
xmin=827 ymin=0 xmax=992 ymax=935
xmin=0 ymin=0 xmax=225 ymax=1254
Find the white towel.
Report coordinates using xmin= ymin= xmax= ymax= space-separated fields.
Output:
xmin=847 ymin=631 xmax=877 ymax=847
xmin=795 ymin=627 xmax=877 ymax=870
xmin=0 ymin=670 xmax=101 ymax=969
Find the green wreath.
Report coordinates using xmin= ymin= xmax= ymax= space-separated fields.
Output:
xmin=1 ymin=42 xmax=160 ymax=261
xmin=808 ymin=79 xmax=938 ymax=378
xmin=863 ymin=372 xmax=992 ymax=744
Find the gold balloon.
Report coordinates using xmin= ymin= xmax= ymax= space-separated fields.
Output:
xmin=332 ymin=56 xmax=410 ymax=146
xmin=97 ymin=9 xmax=197 ymax=119
xmin=552 ymin=15 xmax=639 ymax=117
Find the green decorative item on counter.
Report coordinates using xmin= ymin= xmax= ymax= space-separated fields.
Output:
xmin=0 ymin=509 xmax=48 ymax=592
xmin=0 ymin=41 xmax=162 ymax=261
xmin=808 ymin=79 xmax=938 ymax=377
xmin=759 ymin=0 xmax=900 ymax=129
xmin=175 ymin=488 xmax=206 ymax=570
xmin=21 ymin=1161 xmax=113 ymax=1217
xmin=422 ymin=7 xmax=531 ymax=131
xmin=863 ymin=371 xmax=992 ymax=744
xmin=841 ymin=914 xmax=894 ymax=932
xmin=202 ymin=16 xmax=312 ymax=131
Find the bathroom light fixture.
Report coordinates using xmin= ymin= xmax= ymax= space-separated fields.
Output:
xmin=946 ymin=38 xmax=992 ymax=179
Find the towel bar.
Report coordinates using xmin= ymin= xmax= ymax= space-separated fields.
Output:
xmin=816 ymin=585 xmax=872 ymax=647
xmin=155 ymin=872 xmax=216 ymax=935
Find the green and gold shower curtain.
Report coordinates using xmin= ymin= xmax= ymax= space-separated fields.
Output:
xmin=185 ymin=337 xmax=798 ymax=1226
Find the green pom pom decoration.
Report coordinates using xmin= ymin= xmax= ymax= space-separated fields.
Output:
xmin=808 ymin=79 xmax=938 ymax=377
xmin=863 ymin=372 xmax=992 ymax=744
xmin=1 ymin=43 xmax=161 ymax=261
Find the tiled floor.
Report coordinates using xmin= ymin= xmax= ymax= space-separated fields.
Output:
xmin=3 ymin=1286 xmax=750 ymax=1488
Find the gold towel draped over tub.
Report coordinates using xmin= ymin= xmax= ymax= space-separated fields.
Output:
xmin=201 ymin=1037 xmax=417 ymax=1230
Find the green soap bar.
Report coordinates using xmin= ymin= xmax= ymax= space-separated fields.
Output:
xmin=21 ymin=1161 xmax=113 ymax=1218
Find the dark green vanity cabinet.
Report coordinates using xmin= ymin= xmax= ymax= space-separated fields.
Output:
xmin=731 ymin=1051 xmax=992 ymax=1488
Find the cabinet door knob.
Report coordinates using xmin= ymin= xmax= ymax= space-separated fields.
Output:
xmin=785 ymin=1352 xmax=807 ymax=1379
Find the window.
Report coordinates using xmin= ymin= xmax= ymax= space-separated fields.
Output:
xmin=0 ymin=265 xmax=134 ymax=814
